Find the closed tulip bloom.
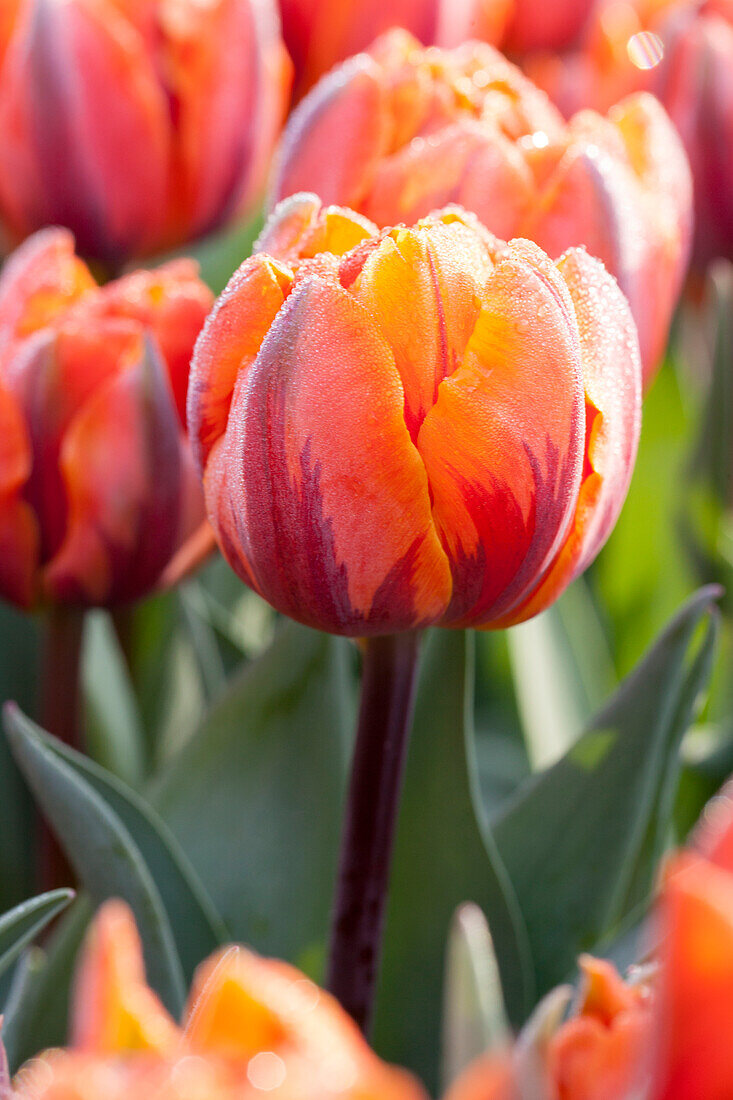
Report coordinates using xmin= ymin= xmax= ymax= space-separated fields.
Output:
xmin=272 ymin=30 xmax=692 ymax=386
xmin=0 ymin=227 xmax=213 ymax=609
xmin=527 ymin=0 xmax=733 ymax=267
xmin=502 ymin=0 xmax=594 ymax=53
xmin=188 ymin=195 xmax=641 ymax=637
xmin=0 ymin=0 xmax=291 ymax=266
xmin=11 ymin=900 xmax=426 ymax=1100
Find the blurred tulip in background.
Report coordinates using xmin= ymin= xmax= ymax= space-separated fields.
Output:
xmin=272 ymin=31 xmax=692 ymax=385
xmin=9 ymin=899 xmax=426 ymax=1100
xmin=188 ymin=195 xmax=641 ymax=637
xmin=526 ymin=0 xmax=733 ymax=267
xmin=0 ymin=0 xmax=291 ymax=266
xmin=0 ymin=228 xmax=213 ymax=610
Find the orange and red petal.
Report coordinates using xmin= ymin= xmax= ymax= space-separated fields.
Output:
xmin=72 ymin=901 xmax=180 ymax=1056
xmin=44 ymin=340 xmax=183 ymax=606
xmin=653 ymin=853 xmax=733 ymax=1100
xmin=416 ymin=240 xmax=585 ymax=627
xmin=443 ymin=1053 xmax=517 ymax=1100
xmin=208 ymin=274 xmax=452 ymax=634
xmin=498 ymin=247 xmax=641 ymax=625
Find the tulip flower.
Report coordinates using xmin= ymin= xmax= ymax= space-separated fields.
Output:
xmin=502 ymin=0 xmax=594 ymax=53
xmin=271 ymin=30 xmax=692 ymax=386
xmin=525 ymin=0 xmax=733 ymax=268
xmin=188 ymin=192 xmax=641 ymax=1031
xmin=10 ymin=899 xmax=427 ymax=1100
xmin=0 ymin=0 xmax=291 ymax=267
xmin=278 ymin=0 xmax=512 ymax=99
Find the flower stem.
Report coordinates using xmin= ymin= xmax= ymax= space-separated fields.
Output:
xmin=326 ymin=631 xmax=422 ymax=1035
xmin=38 ymin=605 xmax=85 ymax=889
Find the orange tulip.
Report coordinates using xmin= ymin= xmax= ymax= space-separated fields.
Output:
xmin=11 ymin=899 xmax=426 ymax=1100
xmin=502 ymin=0 xmax=594 ymax=52
xmin=0 ymin=227 xmax=213 ymax=609
xmin=444 ymin=957 xmax=653 ymax=1100
xmin=272 ymin=30 xmax=692 ymax=386
xmin=188 ymin=194 xmax=641 ymax=636
xmin=0 ymin=0 xmax=291 ymax=266
xmin=526 ymin=0 xmax=733 ymax=267
xmin=278 ymin=0 xmax=512 ymax=99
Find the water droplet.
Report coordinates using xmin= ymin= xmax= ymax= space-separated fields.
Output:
xmin=626 ymin=31 xmax=664 ymax=71
xmin=515 ymin=317 xmax=530 ymax=334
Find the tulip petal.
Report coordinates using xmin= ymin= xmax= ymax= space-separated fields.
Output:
xmin=654 ymin=854 xmax=733 ymax=1100
xmin=273 ymin=54 xmax=391 ymax=210
xmin=351 ymin=220 xmax=494 ymax=440
xmin=44 ymin=338 xmax=183 ymax=605
xmin=0 ymin=381 xmax=38 ymax=607
xmin=416 ymin=241 xmax=585 ymax=627
xmin=72 ymin=901 xmax=179 ymax=1056
xmin=210 ymin=274 xmax=452 ymax=634
xmin=497 ymin=247 xmax=641 ymax=626
xmin=257 ymin=192 xmax=378 ymax=262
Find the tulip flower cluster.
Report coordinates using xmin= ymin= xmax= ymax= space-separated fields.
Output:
xmin=272 ymin=30 xmax=692 ymax=385
xmin=0 ymin=0 xmax=291 ymax=265
xmin=0 ymin=228 xmax=213 ymax=609
xmin=526 ymin=0 xmax=733 ymax=266
xmin=188 ymin=194 xmax=641 ymax=636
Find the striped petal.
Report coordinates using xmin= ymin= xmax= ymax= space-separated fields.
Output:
xmin=208 ymin=274 xmax=452 ymax=635
xmin=416 ymin=239 xmax=585 ymax=627
xmin=497 ymin=247 xmax=641 ymax=626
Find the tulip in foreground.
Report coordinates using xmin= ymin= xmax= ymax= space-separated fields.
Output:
xmin=0 ymin=0 xmax=291 ymax=266
xmin=10 ymin=899 xmax=426 ymax=1100
xmin=526 ymin=0 xmax=733 ymax=267
xmin=272 ymin=30 xmax=692 ymax=385
xmin=188 ymin=192 xmax=642 ymax=1031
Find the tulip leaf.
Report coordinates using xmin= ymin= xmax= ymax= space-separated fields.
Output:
xmin=4 ymin=705 xmax=186 ymax=1017
xmin=493 ymin=586 xmax=720 ymax=998
xmin=0 ymin=889 xmax=74 ymax=984
xmin=6 ymin=717 xmax=226 ymax=981
xmin=373 ymin=629 xmax=533 ymax=1092
xmin=154 ymin=620 xmax=354 ymax=969
xmin=82 ymin=611 xmax=145 ymax=785
xmin=441 ymin=902 xmax=510 ymax=1091
xmin=2 ymin=897 xmax=92 ymax=1070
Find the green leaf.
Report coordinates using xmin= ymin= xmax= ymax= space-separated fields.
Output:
xmin=154 ymin=620 xmax=354 ymax=968
xmin=7 ymin=719 xmax=226 ymax=982
xmin=441 ymin=903 xmax=510 ymax=1091
xmin=373 ymin=630 xmax=532 ymax=1092
xmin=0 ymin=889 xmax=74 ymax=982
xmin=493 ymin=586 xmax=720 ymax=999
xmin=2 ymin=897 xmax=92 ymax=1070
xmin=82 ymin=611 xmax=145 ymax=785
xmin=4 ymin=705 xmax=186 ymax=1017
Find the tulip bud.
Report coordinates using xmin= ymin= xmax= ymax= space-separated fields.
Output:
xmin=0 ymin=0 xmax=292 ymax=266
xmin=0 ymin=227 xmax=214 ymax=609
xmin=12 ymin=899 xmax=427 ymax=1100
xmin=188 ymin=195 xmax=641 ymax=636
xmin=272 ymin=30 xmax=692 ymax=387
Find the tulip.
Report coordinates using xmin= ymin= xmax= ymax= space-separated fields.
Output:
xmin=502 ymin=0 xmax=594 ymax=53
xmin=278 ymin=0 xmax=512 ymax=100
xmin=10 ymin=899 xmax=427 ymax=1100
xmin=0 ymin=227 xmax=213 ymax=611
xmin=0 ymin=0 xmax=291 ymax=267
xmin=271 ymin=30 xmax=692 ymax=386
xmin=526 ymin=0 xmax=733 ymax=268
xmin=188 ymin=191 xmax=641 ymax=1030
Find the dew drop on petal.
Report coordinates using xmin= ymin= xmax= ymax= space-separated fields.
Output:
xmin=626 ymin=31 xmax=664 ymax=70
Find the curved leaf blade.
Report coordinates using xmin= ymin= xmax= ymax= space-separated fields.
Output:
xmin=0 ymin=888 xmax=73 ymax=981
